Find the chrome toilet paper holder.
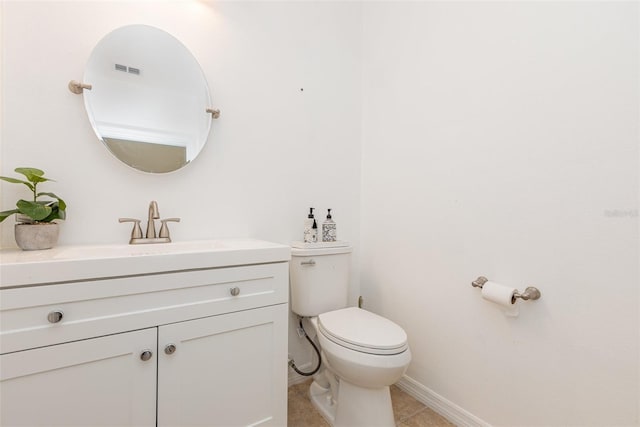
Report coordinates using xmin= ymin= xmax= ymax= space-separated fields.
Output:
xmin=471 ymin=276 xmax=541 ymax=301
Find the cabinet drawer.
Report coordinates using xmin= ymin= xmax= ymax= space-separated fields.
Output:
xmin=1 ymin=262 xmax=288 ymax=354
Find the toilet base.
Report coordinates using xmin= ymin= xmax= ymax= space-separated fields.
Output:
xmin=310 ymin=380 xmax=337 ymax=424
xmin=309 ymin=377 xmax=396 ymax=427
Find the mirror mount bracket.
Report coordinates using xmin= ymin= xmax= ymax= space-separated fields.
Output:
xmin=69 ymin=80 xmax=93 ymax=94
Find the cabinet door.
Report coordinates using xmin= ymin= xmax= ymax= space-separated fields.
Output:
xmin=158 ymin=304 xmax=288 ymax=427
xmin=0 ymin=328 xmax=157 ymax=427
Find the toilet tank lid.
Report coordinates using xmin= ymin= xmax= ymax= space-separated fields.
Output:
xmin=291 ymin=244 xmax=352 ymax=257
xmin=318 ymin=307 xmax=407 ymax=352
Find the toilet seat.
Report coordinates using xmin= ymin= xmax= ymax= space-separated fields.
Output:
xmin=318 ymin=307 xmax=408 ymax=355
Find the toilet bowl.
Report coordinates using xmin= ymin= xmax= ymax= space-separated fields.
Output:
xmin=289 ymin=245 xmax=411 ymax=427
xmin=315 ymin=308 xmax=411 ymax=387
xmin=305 ymin=308 xmax=411 ymax=426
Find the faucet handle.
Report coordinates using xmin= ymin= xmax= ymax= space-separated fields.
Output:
xmin=119 ymin=218 xmax=143 ymax=240
xmin=159 ymin=218 xmax=181 ymax=240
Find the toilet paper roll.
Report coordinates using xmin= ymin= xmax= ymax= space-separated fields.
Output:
xmin=481 ymin=281 xmax=516 ymax=307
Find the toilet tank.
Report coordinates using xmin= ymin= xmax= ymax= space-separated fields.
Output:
xmin=289 ymin=245 xmax=352 ymax=317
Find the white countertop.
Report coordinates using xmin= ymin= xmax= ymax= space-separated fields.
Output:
xmin=0 ymin=239 xmax=290 ymax=288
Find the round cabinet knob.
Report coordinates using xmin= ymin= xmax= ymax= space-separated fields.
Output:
xmin=140 ymin=350 xmax=153 ymax=361
xmin=47 ymin=310 xmax=64 ymax=324
xmin=230 ymin=287 xmax=240 ymax=296
xmin=164 ymin=344 xmax=177 ymax=355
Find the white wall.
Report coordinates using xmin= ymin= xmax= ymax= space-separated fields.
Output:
xmin=361 ymin=2 xmax=639 ymax=426
xmin=0 ymin=0 xmax=362 ymax=375
xmin=3 ymin=1 xmax=639 ymax=425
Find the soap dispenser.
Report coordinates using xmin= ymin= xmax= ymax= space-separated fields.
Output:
xmin=322 ymin=209 xmax=337 ymax=242
xmin=310 ymin=218 xmax=318 ymax=243
xmin=303 ymin=208 xmax=316 ymax=243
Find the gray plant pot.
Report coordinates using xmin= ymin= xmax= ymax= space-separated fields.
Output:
xmin=14 ymin=222 xmax=59 ymax=250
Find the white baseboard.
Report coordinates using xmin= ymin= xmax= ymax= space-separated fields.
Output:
xmin=396 ymin=375 xmax=492 ymax=427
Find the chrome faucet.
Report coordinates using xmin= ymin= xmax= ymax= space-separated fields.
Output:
xmin=119 ymin=200 xmax=180 ymax=244
xmin=146 ymin=201 xmax=159 ymax=238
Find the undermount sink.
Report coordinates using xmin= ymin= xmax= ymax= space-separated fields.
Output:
xmin=0 ymin=239 xmax=290 ymax=288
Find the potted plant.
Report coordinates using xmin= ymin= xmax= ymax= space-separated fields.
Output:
xmin=0 ymin=167 xmax=66 ymax=250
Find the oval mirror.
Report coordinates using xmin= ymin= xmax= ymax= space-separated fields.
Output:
xmin=82 ymin=25 xmax=213 ymax=173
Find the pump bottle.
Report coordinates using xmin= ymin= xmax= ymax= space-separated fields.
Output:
xmin=303 ymin=208 xmax=316 ymax=243
xmin=322 ymin=209 xmax=337 ymax=242
xmin=310 ymin=219 xmax=318 ymax=243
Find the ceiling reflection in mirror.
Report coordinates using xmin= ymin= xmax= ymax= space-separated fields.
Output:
xmin=83 ymin=25 xmax=212 ymax=173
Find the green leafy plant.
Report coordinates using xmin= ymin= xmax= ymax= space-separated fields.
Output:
xmin=0 ymin=167 xmax=66 ymax=223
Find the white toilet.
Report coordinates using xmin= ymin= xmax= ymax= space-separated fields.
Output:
xmin=290 ymin=245 xmax=411 ymax=427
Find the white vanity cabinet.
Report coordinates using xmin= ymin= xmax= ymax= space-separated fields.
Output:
xmin=158 ymin=304 xmax=287 ymax=427
xmin=1 ymin=328 xmax=158 ymax=426
xmin=0 ymin=239 xmax=290 ymax=427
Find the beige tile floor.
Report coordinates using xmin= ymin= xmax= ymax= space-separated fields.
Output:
xmin=288 ymin=380 xmax=455 ymax=426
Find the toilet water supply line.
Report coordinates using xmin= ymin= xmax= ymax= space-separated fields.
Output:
xmin=288 ymin=318 xmax=322 ymax=376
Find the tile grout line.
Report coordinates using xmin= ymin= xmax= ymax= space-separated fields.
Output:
xmin=398 ymin=405 xmax=429 ymax=424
